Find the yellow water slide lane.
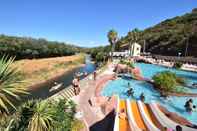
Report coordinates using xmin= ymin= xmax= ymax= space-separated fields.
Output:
xmin=119 ymin=100 xmax=131 ymax=131
xmin=131 ymin=101 xmax=148 ymax=130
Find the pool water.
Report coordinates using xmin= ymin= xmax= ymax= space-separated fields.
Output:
xmin=101 ymin=63 xmax=197 ymax=124
xmin=137 ymin=63 xmax=197 ymax=93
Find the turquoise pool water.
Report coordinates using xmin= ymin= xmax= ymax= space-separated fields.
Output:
xmin=136 ymin=63 xmax=197 ymax=93
xmin=101 ymin=63 xmax=197 ymax=124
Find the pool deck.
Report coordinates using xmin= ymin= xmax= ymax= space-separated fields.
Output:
xmin=71 ymin=64 xmax=117 ymax=131
xmin=71 ymin=62 xmax=197 ymax=131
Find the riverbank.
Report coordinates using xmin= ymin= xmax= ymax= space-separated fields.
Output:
xmin=13 ymin=54 xmax=85 ymax=88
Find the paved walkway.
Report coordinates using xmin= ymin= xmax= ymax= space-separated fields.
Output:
xmin=72 ymin=64 xmax=116 ymax=131
xmin=72 ymin=75 xmax=105 ymax=127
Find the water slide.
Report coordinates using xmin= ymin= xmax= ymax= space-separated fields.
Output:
xmin=113 ymin=96 xmax=120 ymax=131
xmin=149 ymin=103 xmax=197 ymax=131
xmin=119 ymin=100 xmax=131 ymax=131
xmin=130 ymin=101 xmax=148 ymax=130
xmin=137 ymin=101 xmax=161 ymax=131
xmin=126 ymin=99 xmax=142 ymax=131
xmin=144 ymin=104 xmax=164 ymax=129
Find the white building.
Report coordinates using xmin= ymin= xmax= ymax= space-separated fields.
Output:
xmin=110 ymin=42 xmax=141 ymax=58
xmin=130 ymin=42 xmax=141 ymax=56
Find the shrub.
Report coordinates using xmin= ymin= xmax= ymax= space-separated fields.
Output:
xmin=119 ymin=59 xmax=135 ymax=68
xmin=173 ymin=62 xmax=183 ymax=69
xmin=96 ymin=52 xmax=105 ymax=62
xmin=5 ymin=99 xmax=81 ymax=131
xmin=153 ymin=71 xmax=186 ymax=92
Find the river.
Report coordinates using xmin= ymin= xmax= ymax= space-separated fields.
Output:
xmin=26 ymin=55 xmax=96 ymax=100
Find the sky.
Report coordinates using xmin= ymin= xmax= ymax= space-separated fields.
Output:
xmin=0 ymin=0 xmax=196 ymax=47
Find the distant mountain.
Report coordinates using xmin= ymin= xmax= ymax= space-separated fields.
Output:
xmin=118 ymin=8 xmax=197 ymax=57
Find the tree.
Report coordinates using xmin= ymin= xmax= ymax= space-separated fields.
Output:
xmin=127 ymin=31 xmax=134 ymax=57
xmin=9 ymin=99 xmax=79 ymax=131
xmin=132 ymin=28 xmax=140 ymax=42
xmin=28 ymin=100 xmax=55 ymax=131
xmin=11 ymin=100 xmax=56 ymax=131
xmin=0 ymin=56 xmax=27 ymax=114
xmin=182 ymin=24 xmax=191 ymax=57
xmin=96 ymin=52 xmax=105 ymax=62
xmin=107 ymin=29 xmax=118 ymax=61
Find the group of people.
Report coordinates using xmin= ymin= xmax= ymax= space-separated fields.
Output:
xmin=184 ymin=99 xmax=196 ymax=113
xmin=72 ymin=71 xmax=96 ymax=95
xmin=126 ymin=83 xmax=145 ymax=102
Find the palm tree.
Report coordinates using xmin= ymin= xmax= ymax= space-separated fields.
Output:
xmin=127 ymin=31 xmax=134 ymax=57
xmin=127 ymin=28 xmax=141 ymax=57
xmin=107 ymin=29 xmax=118 ymax=61
xmin=11 ymin=100 xmax=56 ymax=131
xmin=0 ymin=55 xmax=27 ymax=114
xmin=28 ymin=100 xmax=55 ymax=131
xmin=132 ymin=28 xmax=140 ymax=42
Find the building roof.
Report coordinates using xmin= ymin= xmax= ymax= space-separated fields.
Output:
xmin=120 ymin=42 xmax=141 ymax=48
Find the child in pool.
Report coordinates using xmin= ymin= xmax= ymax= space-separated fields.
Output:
xmin=193 ymin=105 xmax=197 ymax=112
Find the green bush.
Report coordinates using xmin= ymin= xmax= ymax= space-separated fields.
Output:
xmin=173 ymin=62 xmax=183 ymax=69
xmin=119 ymin=59 xmax=135 ymax=68
xmin=2 ymin=99 xmax=81 ymax=131
xmin=96 ymin=52 xmax=105 ymax=62
xmin=153 ymin=71 xmax=186 ymax=92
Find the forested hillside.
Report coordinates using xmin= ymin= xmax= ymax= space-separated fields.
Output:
xmin=118 ymin=8 xmax=197 ymax=57
xmin=0 ymin=35 xmax=82 ymax=59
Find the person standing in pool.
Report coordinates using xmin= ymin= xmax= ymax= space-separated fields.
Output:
xmin=126 ymin=82 xmax=134 ymax=97
xmin=127 ymin=88 xmax=134 ymax=97
xmin=184 ymin=99 xmax=193 ymax=112
xmin=140 ymin=93 xmax=145 ymax=102
xmin=127 ymin=82 xmax=130 ymax=88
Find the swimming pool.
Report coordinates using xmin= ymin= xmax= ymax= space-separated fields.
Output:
xmin=136 ymin=63 xmax=197 ymax=93
xmin=101 ymin=63 xmax=197 ymax=124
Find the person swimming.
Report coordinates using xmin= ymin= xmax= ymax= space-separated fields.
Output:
xmin=127 ymin=88 xmax=134 ymax=97
xmin=127 ymin=82 xmax=131 ymax=88
xmin=193 ymin=105 xmax=197 ymax=112
xmin=192 ymin=83 xmax=197 ymax=87
xmin=140 ymin=93 xmax=145 ymax=102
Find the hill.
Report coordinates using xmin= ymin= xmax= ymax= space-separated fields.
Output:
xmin=0 ymin=35 xmax=83 ymax=59
xmin=118 ymin=8 xmax=197 ymax=57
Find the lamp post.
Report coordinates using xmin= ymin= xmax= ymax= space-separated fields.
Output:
xmin=185 ymin=38 xmax=189 ymax=57
xmin=178 ymin=52 xmax=181 ymax=57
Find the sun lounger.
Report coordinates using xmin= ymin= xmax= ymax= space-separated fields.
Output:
xmin=137 ymin=101 xmax=160 ymax=131
xmin=126 ymin=99 xmax=141 ymax=131
xmin=149 ymin=103 xmax=197 ymax=131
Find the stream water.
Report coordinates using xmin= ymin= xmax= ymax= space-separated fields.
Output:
xmin=27 ymin=55 xmax=96 ymax=100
